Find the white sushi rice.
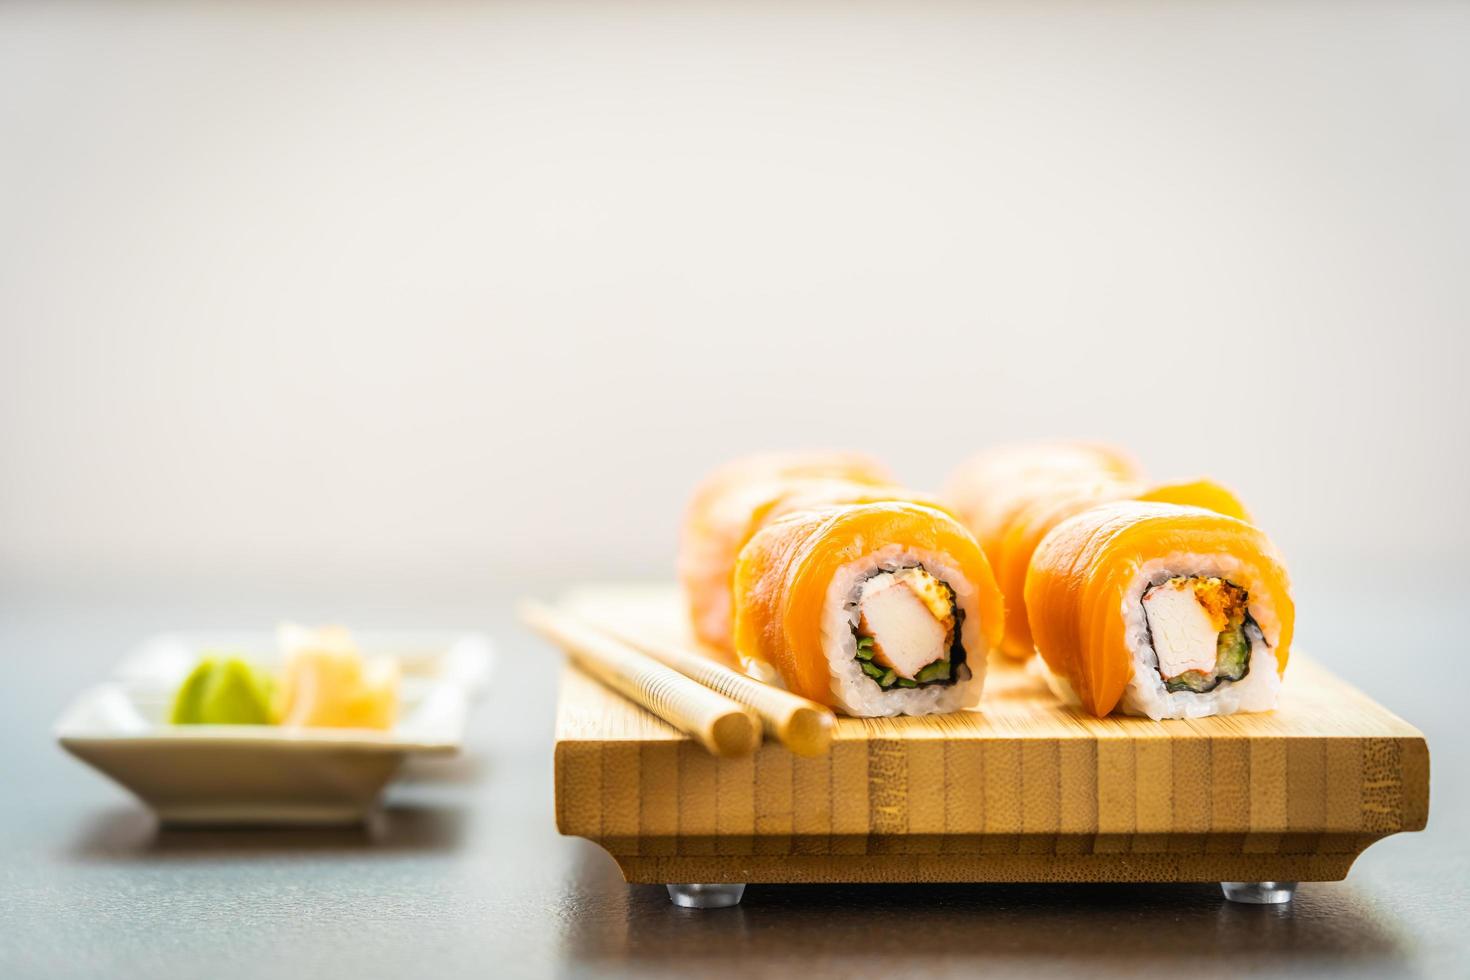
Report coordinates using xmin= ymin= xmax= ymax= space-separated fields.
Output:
xmin=818 ymin=543 xmax=987 ymax=716
xmin=1118 ymin=552 xmax=1284 ymax=719
xmin=1028 ymin=654 xmax=1082 ymax=708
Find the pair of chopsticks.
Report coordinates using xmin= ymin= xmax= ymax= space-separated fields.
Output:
xmin=521 ymin=601 xmax=834 ymax=758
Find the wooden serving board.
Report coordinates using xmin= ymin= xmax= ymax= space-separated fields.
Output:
xmin=553 ymin=589 xmax=1428 ymax=887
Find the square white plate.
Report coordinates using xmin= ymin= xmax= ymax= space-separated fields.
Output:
xmin=56 ymin=631 xmax=493 ymax=826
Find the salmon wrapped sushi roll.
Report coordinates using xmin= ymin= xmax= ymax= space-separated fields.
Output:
xmin=943 ymin=443 xmax=1140 ymax=657
xmin=1025 ymin=501 xmax=1293 ymax=719
xmin=733 ymin=500 xmax=1004 ymax=716
xmin=945 ymin=444 xmax=1249 ymax=660
xmin=944 ymin=442 xmax=1143 ymax=547
xmin=982 ymin=478 xmax=1251 ymax=660
xmin=678 ymin=452 xmax=892 ymax=651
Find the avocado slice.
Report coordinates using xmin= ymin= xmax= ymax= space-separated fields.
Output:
xmin=913 ymin=659 xmax=952 ymax=684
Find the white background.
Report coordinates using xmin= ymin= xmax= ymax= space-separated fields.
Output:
xmin=3 ymin=0 xmax=1467 ymax=596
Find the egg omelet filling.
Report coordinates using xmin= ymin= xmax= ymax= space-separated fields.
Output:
xmin=853 ymin=566 xmax=964 ymax=690
xmin=1142 ymin=576 xmax=1254 ymax=694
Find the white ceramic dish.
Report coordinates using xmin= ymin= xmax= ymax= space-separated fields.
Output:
xmin=56 ymin=631 xmax=493 ymax=826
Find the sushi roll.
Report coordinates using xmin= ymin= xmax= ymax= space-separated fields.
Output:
xmin=944 ymin=443 xmax=1249 ymax=660
xmin=733 ymin=500 xmax=1004 ymax=716
xmin=1024 ymin=501 xmax=1293 ymax=719
xmin=678 ymin=452 xmax=893 ymax=652
xmin=944 ymin=442 xmax=1144 ymax=549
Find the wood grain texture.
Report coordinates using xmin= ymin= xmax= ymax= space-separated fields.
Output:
xmin=524 ymin=602 xmax=760 ymax=758
xmin=552 ymin=590 xmax=1429 ymax=885
xmin=595 ymin=624 xmax=834 ymax=757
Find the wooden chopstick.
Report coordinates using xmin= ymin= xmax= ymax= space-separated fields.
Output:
xmin=594 ymin=623 xmax=834 ymax=757
xmin=522 ymin=602 xmax=761 ymax=758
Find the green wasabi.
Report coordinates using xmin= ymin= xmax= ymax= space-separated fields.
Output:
xmin=169 ymin=656 xmax=276 ymax=725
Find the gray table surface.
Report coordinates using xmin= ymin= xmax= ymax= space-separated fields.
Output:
xmin=2 ymin=576 xmax=1465 ymax=979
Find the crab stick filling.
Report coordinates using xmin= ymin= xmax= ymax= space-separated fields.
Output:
xmin=854 ymin=567 xmax=958 ymax=688
xmin=1141 ymin=576 xmax=1253 ymax=694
